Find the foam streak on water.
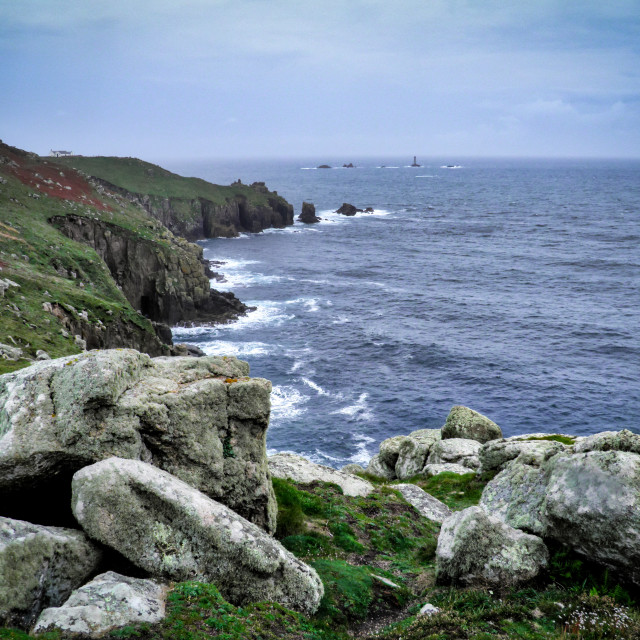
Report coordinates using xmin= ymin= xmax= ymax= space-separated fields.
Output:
xmin=169 ymin=157 xmax=640 ymax=468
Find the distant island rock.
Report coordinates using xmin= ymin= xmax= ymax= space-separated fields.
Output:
xmin=317 ymin=164 xmax=331 ymax=169
xmin=335 ymin=203 xmax=374 ymax=216
xmin=342 ymin=163 xmax=355 ymax=168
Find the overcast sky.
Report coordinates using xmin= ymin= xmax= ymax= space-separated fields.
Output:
xmin=1 ymin=0 xmax=639 ymax=159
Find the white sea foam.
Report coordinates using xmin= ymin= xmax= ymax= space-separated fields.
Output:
xmin=440 ymin=165 xmax=463 ymax=169
xmin=331 ymin=393 xmax=373 ymax=421
xmin=301 ymin=377 xmax=331 ymax=396
xmin=198 ymin=340 xmax=273 ymax=358
xmin=226 ymin=301 xmax=295 ymax=331
xmin=416 ymin=175 xmax=437 ymax=178
xmin=270 ymin=385 xmax=309 ymax=421
xmin=348 ymin=433 xmax=376 ymax=465
xmin=285 ymin=297 xmax=321 ymax=312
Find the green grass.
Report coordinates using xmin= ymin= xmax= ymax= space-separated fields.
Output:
xmin=411 ymin=472 xmax=487 ymax=511
xmin=524 ymin=435 xmax=576 ymax=445
xmin=50 ymin=155 xmax=286 ymax=209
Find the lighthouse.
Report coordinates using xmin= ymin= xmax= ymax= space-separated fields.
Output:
xmin=411 ymin=156 xmax=421 ymax=167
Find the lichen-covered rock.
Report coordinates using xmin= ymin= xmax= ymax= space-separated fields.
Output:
xmin=0 ymin=517 xmax=102 ymax=629
xmin=379 ymin=435 xmax=412 ymax=469
xmin=391 ymin=484 xmax=452 ymax=523
xmin=441 ymin=406 xmax=502 ymax=443
xmin=72 ymin=458 xmax=323 ymax=615
xmin=395 ymin=429 xmax=441 ymax=480
xmin=480 ymin=462 xmax=549 ymax=535
xmin=427 ymin=438 xmax=481 ymax=469
xmin=479 ymin=437 xmax=567 ymax=474
xmin=543 ymin=450 xmax=640 ymax=585
xmin=366 ymin=453 xmax=396 ymax=480
xmin=436 ymin=506 xmax=548 ymax=588
xmin=573 ymin=430 xmax=640 ymax=455
xmin=0 ymin=349 xmax=276 ymax=532
xmin=422 ymin=463 xmax=476 ymax=476
xmin=340 ymin=463 xmax=366 ymax=475
xmin=33 ymin=572 xmax=168 ymax=636
xmin=269 ymin=453 xmax=373 ymax=497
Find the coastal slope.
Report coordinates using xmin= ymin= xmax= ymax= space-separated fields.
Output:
xmin=0 ymin=141 xmax=257 ymax=373
xmin=51 ymin=155 xmax=294 ymax=238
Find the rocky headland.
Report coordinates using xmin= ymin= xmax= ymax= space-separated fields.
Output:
xmin=0 ymin=141 xmax=298 ymax=373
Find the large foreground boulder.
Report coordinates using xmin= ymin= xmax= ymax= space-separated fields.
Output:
xmin=0 ymin=517 xmax=102 ymax=628
xmin=0 ymin=349 xmax=276 ymax=532
xmin=436 ymin=506 xmax=548 ymax=588
xmin=543 ymin=450 xmax=640 ymax=585
xmin=269 ymin=453 xmax=373 ymax=497
xmin=72 ymin=457 xmax=323 ymax=615
xmin=33 ymin=572 xmax=169 ymax=636
xmin=441 ymin=406 xmax=502 ymax=443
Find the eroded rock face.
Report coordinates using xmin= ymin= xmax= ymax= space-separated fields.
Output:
xmin=0 ymin=517 xmax=102 ymax=629
xmin=480 ymin=462 xmax=549 ymax=535
xmin=441 ymin=406 xmax=502 ymax=443
xmin=436 ymin=506 xmax=548 ymax=588
xmin=543 ymin=451 xmax=640 ymax=585
xmin=33 ymin=572 xmax=168 ymax=636
xmin=573 ymin=430 xmax=640 ymax=455
xmin=269 ymin=453 xmax=373 ymax=497
xmin=391 ymin=484 xmax=452 ymax=523
xmin=0 ymin=349 xmax=276 ymax=532
xmin=298 ymin=202 xmax=320 ymax=224
xmin=479 ymin=437 xmax=567 ymax=474
xmin=72 ymin=458 xmax=324 ymax=615
xmin=366 ymin=453 xmax=396 ymax=480
xmin=427 ymin=438 xmax=481 ymax=470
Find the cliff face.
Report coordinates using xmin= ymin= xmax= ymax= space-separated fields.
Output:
xmin=91 ymin=178 xmax=293 ymax=239
xmin=0 ymin=140 xmax=250 ymax=373
xmin=51 ymin=214 xmax=248 ymax=326
xmin=53 ymin=156 xmax=295 ymax=239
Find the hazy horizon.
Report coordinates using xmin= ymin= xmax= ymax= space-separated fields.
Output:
xmin=2 ymin=1 xmax=639 ymax=160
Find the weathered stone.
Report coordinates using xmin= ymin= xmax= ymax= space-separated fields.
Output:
xmin=395 ymin=429 xmax=441 ymax=480
xmin=427 ymin=438 xmax=481 ymax=469
xmin=340 ymin=463 xmax=366 ymax=475
xmin=441 ymin=406 xmax=502 ymax=443
xmin=366 ymin=453 xmax=396 ymax=480
xmin=543 ymin=451 xmax=640 ymax=586
xmin=72 ymin=458 xmax=323 ymax=615
xmin=480 ymin=462 xmax=549 ymax=535
xmin=298 ymin=202 xmax=320 ymax=224
xmin=573 ymin=430 xmax=640 ymax=455
xmin=436 ymin=506 xmax=548 ymax=588
xmin=422 ymin=463 xmax=476 ymax=477
xmin=0 ymin=342 xmax=23 ymax=361
xmin=418 ymin=603 xmax=440 ymax=616
xmin=33 ymin=572 xmax=168 ymax=636
xmin=0 ymin=349 xmax=276 ymax=532
xmin=0 ymin=517 xmax=102 ymax=629
xmin=379 ymin=435 xmax=412 ymax=468
xmin=479 ymin=437 xmax=566 ymax=474
xmin=269 ymin=453 xmax=373 ymax=497
xmin=391 ymin=484 xmax=452 ymax=523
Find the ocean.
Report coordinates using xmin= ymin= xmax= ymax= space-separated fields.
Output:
xmin=166 ymin=157 xmax=640 ymax=468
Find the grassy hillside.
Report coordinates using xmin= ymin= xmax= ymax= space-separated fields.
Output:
xmin=51 ymin=155 xmax=284 ymax=208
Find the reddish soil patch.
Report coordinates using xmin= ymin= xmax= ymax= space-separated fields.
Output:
xmin=2 ymin=147 xmax=111 ymax=211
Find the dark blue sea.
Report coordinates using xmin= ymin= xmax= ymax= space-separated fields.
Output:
xmin=166 ymin=157 xmax=640 ymax=468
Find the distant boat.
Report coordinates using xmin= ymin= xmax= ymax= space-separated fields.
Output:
xmin=410 ymin=156 xmax=421 ymax=167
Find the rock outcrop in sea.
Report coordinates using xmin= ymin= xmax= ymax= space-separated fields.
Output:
xmin=298 ymin=201 xmax=321 ymax=224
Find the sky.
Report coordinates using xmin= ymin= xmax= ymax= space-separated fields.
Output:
xmin=1 ymin=0 xmax=639 ymax=160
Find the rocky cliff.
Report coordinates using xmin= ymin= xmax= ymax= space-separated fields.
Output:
xmin=0 ymin=140 xmax=249 ymax=373
xmin=53 ymin=156 xmax=294 ymax=239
